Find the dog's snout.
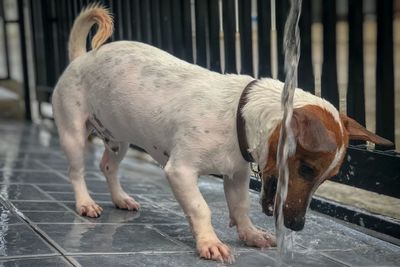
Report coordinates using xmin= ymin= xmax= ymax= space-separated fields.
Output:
xmin=284 ymin=216 xmax=305 ymax=231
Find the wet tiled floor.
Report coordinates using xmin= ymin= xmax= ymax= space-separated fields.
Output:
xmin=0 ymin=120 xmax=399 ymax=267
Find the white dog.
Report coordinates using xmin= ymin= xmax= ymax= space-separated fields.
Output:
xmin=52 ymin=5 xmax=392 ymax=262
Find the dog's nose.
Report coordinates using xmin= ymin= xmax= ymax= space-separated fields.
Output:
xmin=284 ymin=216 xmax=305 ymax=231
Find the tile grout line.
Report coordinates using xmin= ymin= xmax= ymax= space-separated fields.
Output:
xmin=35 ymin=160 xmax=72 ymax=183
xmin=0 ymin=254 xmax=62 ymax=261
xmin=319 ymin=251 xmax=354 ymax=267
xmin=31 ymin=184 xmax=91 ymax=223
xmin=136 ymin=194 xmax=186 ymax=218
xmin=147 ymin=224 xmax=195 ymax=251
xmin=0 ymin=195 xmax=80 ymax=267
xmin=64 ymin=251 xmax=198 ymax=257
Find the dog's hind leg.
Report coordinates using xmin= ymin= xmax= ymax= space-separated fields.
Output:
xmin=100 ymin=143 xmax=140 ymax=211
xmin=52 ymin=84 xmax=102 ymax=218
xmin=57 ymin=122 xmax=103 ymax=217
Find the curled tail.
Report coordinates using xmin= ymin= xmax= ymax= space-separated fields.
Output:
xmin=68 ymin=3 xmax=113 ymax=62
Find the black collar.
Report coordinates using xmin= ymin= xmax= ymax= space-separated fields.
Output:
xmin=236 ymin=80 xmax=258 ymax=162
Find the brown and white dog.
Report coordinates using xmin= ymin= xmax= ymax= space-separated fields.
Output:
xmin=52 ymin=5 xmax=393 ymax=263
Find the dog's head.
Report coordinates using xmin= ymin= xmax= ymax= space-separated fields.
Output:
xmin=260 ymin=104 xmax=393 ymax=231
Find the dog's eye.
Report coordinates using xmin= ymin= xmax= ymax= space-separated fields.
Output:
xmin=298 ymin=161 xmax=315 ymax=180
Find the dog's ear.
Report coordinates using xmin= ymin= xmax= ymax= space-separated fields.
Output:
xmin=340 ymin=114 xmax=394 ymax=146
xmin=291 ymin=108 xmax=337 ymax=153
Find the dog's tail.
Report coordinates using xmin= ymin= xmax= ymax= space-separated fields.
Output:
xmin=68 ymin=3 xmax=113 ymax=62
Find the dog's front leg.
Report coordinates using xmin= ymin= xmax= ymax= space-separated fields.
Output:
xmin=224 ymin=169 xmax=276 ymax=248
xmin=164 ymin=162 xmax=233 ymax=263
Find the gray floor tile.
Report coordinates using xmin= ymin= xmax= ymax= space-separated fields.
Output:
xmin=0 ymin=225 xmax=58 ymax=257
xmin=86 ymin=179 xmax=168 ymax=195
xmin=73 ymin=251 xmax=276 ymax=267
xmin=12 ymin=201 xmax=68 ymax=212
xmin=57 ymin=171 xmax=104 ymax=181
xmin=152 ymin=223 xmax=196 ymax=248
xmin=153 ymin=223 xmax=260 ymax=252
xmin=0 ymin=204 xmax=23 ymax=224
xmin=37 ymin=224 xmax=188 ymax=253
xmin=37 ymin=184 xmax=73 ymax=193
xmin=293 ymin=221 xmax=371 ymax=250
xmin=0 ymin=171 xmax=67 ymax=184
xmin=49 ymin=192 xmax=111 ymax=202
xmin=22 ymin=211 xmax=87 ymax=223
xmin=0 ymin=184 xmax=52 ymax=201
xmin=40 ymin=160 xmax=99 ymax=171
xmin=0 ymin=256 xmax=72 ymax=267
xmin=323 ymin=246 xmax=400 ymax=266
xmin=63 ymin=202 xmax=184 ymax=224
xmin=0 ymin=159 xmax=42 ymax=170
xmin=259 ymin=250 xmax=347 ymax=267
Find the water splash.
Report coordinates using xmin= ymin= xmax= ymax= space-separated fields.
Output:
xmin=274 ymin=0 xmax=302 ymax=265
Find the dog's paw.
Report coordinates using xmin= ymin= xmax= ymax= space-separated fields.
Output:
xmin=113 ymin=195 xmax=140 ymax=211
xmin=197 ymin=239 xmax=234 ymax=263
xmin=77 ymin=202 xmax=103 ymax=218
xmin=238 ymin=227 xmax=276 ymax=248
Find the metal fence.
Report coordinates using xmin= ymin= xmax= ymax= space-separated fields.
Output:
xmin=1 ymin=0 xmax=399 ymax=241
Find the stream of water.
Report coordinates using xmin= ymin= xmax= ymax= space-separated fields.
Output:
xmin=274 ymin=0 xmax=302 ymax=265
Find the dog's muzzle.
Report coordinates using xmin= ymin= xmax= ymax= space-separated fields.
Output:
xmin=261 ymin=175 xmax=277 ymax=216
xmin=284 ymin=215 xmax=306 ymax=231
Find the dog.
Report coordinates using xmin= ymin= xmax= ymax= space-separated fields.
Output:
xmin=52 ymin=5 xmax=393 ymax=263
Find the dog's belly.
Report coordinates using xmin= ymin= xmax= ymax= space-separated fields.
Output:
xmin=86 ymin=106 xmax=173 ymax=163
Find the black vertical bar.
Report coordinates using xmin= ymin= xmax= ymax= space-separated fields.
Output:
xmin=30 ymin=0 xmax=46 ymax=98
xmin=102 ymin=0 xmax=111 ymax=9
xmin=55 ymin=0 xmax=67 ymax=72
xmin=276 ymin=0 xmax=289 ymax=81
xmin=257 ymin=0 xmax=270 ymax=78
xmin=121 ymin=0 xmax=132 ymax=40
xmin=171 ymin=0 xmax=185 ymax=59
xmin=347 ymin=0 xmax=365 ymax=126
xmin=182 ymin=0 xmax=193 ymax=62
xmin=130 ymin=0 xmax=141 ymax=41
xmin=160 ymin=0 xmax=173 ymax=53
xmin=1 ymin=0 xmax=11 ymax=79
xmin=207 ymin=0 xmax=220 ymax=72
xmin=140 ymin=0 xmax=152 ymax=44
xmin=223 ymin=0 xmax=236 ymax=73
xmin=49 ymin=0 xmax=61 ymax=80
xmin=78 ymin=0 xmax=84 ymax=11
xmin=238 ymin=0 xmax=252 ymax=75
xmin=17 ymin=0 xmax=31 ymax=120
xmin=321 ymin=0 xmax=339 ymax=108
xmin=195 ymin=0 xmax=208 ymax=67
xmin=298 ymin=0 xmax=314 ymax=93
xmin=111 ymin=0 xmax=122 ymax=40
xmin=72 ymin=0 xmax=79 ymax=17
xmin=150 ymin=0 xmax=161 ymax=47
xmin=66 ymin=0 xmax=74 ymax=32
xmin=376 ymin=0 xmax=395 ymax=146
xmin=43 ymin=0 xmax=56 ymax=87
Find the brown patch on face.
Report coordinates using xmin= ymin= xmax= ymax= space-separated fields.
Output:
xmin=261 ymin=105 xmax=348 ymax=231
